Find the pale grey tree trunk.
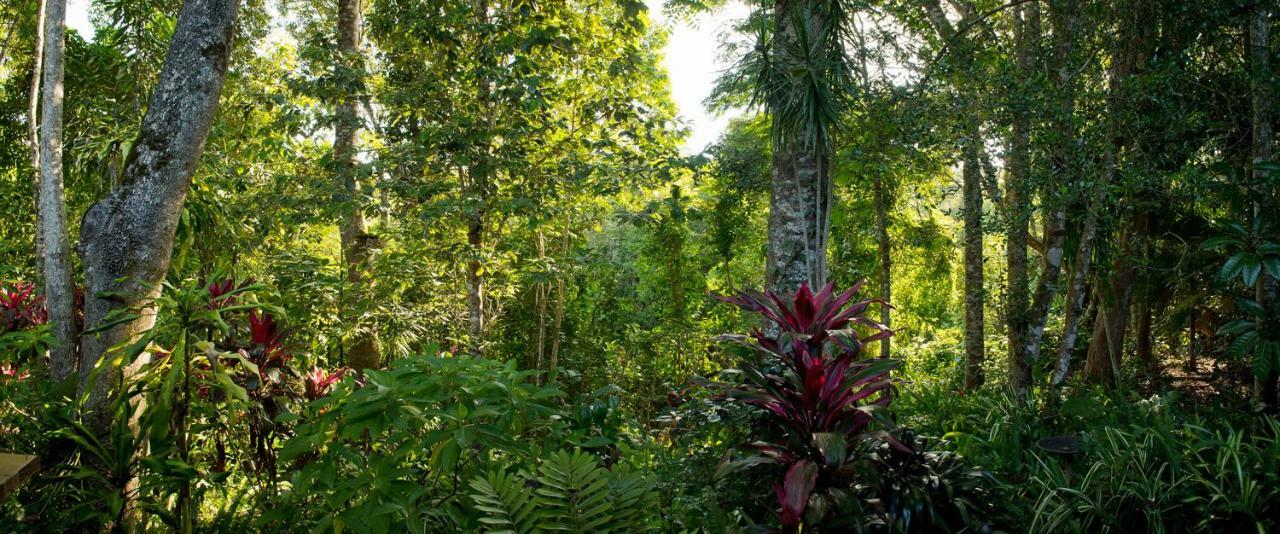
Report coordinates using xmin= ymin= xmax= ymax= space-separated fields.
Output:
xmin=28 ymin=0 xmax=46 ymax=280
xmin=37 ymin=0 xmax=79 ymax=384
xmin=1006 ymin=1 xmax=1038 ymax=396
xmin=334 ymin=0 xmax=380 ymax=370
xmin=78 ymin=0 xmax=241 ymax=428
xmin=962 ymin=134 xmax=985 ymax=389
xmin=919 ymin=0 xmax=986 ymax=388
xmin=462 ymin=0 xmax=494 ymax=352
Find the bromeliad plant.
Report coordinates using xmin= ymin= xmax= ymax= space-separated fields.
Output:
xmin=716 ymin=281 xmax=901 ymax=531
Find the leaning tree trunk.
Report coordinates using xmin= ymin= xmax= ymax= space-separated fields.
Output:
xmin=334 ymin=0 xmax=380 ymax=370
xmin=36 ymin=0 xmax=79 ymax=384
xmin=77 ymin=0 xmax=241 ymax=428
xmin=962 ymin=134 xmax=985 ymax=389
xmin=1050 ymin=180 xmax=1104 ymax=387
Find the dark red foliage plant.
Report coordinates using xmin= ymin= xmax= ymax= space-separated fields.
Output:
xmin=715 ymin=281 xmax=903 ymax=532
xmin=0 ymin=281 xmax=48 ymax=333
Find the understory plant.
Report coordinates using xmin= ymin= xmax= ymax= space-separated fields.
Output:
xmin=265 ymin=353 xmax=564 ymax=532
xmin=470 ymin=448 xmax=659 ymax=533
xmin=715 ymin=281 xmax=901 ymax=530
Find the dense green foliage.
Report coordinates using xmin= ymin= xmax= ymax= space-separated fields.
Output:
xmin=1 ymin=0 xmax=1279 ymax=531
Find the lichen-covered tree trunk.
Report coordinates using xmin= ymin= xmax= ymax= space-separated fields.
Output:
xmin=765 ymin=0 xmax=830 ymax=296
xmin=77 ymin=0 xmax=240 ymax=427
xmin=36 ymin=0 xmax=79 ymax=384
xmin=962 ymin=135 xmax=984 ymax=389
xmin=766 ymin=137 xmax=829 ymax=295
xmin=334 ymin=0 xmax=380 ymax=370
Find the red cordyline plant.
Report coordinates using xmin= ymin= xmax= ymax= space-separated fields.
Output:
xmin=0 ymin=281 xmax=47 ymax=333
xmin=248 ymin=310 xmax=289 ymax=372
xmin=717 ymin=281 xmax=903 ymax=531
xmin=304 ymin=366 xmax=348 ymax=400
xmin=202 ymin=277 xmax=253 ymax=309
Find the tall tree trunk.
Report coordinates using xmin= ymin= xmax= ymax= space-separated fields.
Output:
xmin=549 ymin=228 xmax=568 ymax=371
xmin=465 ymin=0 xmax=492 ymax=352
xmin=334 ymin=0 xmax=379 ymax=370
xmin=919 ymin=0 xmax=988 ymax=389
xmin=766 ymin=1 xmax=831 ymax=295
xmin=875 ymin=173 xmax=891 ymax=359
xmin=1249 ymin=0 xmax=1276 ymax=408
xmin=77 ymin=0 xmax=241 ymax=428
xmin=29 ymin=0 xmax=46 ymax=280
xmin=1067 ymin=0 xmax=1151 ymax=388
xmin=37 ymin=0 xmax=78 ymax=384
xmin=962 ymin=135 xmax=985 ymax=389
xmin=1006 ymin=0 xmax=1038 ymax=395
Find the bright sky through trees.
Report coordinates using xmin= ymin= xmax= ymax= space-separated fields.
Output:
xmin=644 ymin=0 xmax=749 ymax=154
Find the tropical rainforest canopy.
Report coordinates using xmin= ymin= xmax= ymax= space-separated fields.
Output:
xmin=1 ymin=0 xmax=1279 ymax=531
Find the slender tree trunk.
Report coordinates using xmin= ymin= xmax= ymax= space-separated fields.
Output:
xmin=334 ymin=0 xmax=379 ymax=370
xmin=77 ymin=0 xmax=241 ymax=428
xmin=1249 ymin=0 xmax=1276 ymax=408
xmin=29 ymin=0 xmax=46 ymax=280
xmin=465 ymin=0 xmax=492 ymax=352
xmin=36 ymin=0 xmax=78 ymax=384
xmin=1136 ymin=298 xmax=1152 ymax=364
xmin=1020 ymin=0 xmax=1080 ymax=396
xmin=549 ymin=228 xmax=568 ymax=371
xmin=875 ymin=173 xmax=891 ymax=359
xmin=962 ymin=135 xmax=985 ymax=388
xmin=1007 ymin=1 xmax=1038 ymax=395
xmin=1051 ymin=181 xmax=1104 ymax=387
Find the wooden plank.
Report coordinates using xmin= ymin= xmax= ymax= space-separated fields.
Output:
xmin=0 ymin=453 xmax=39 ymax=500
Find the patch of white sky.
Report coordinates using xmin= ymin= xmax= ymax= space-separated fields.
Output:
xmin=645 ymin=0 xmax=752 ymax=155
xmin=64 ymin=0 xmax=752 ymax=154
